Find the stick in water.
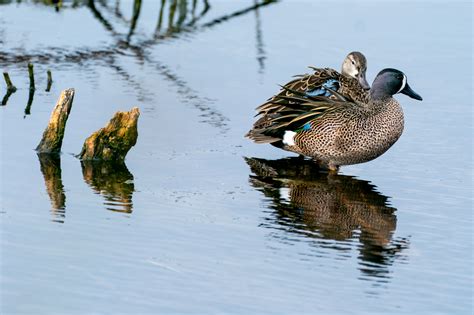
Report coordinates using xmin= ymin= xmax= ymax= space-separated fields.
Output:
xmin=28 ymin=62 xmax=35 ymax=91
xmin=46 ymin=70 xmax=53 ymax=92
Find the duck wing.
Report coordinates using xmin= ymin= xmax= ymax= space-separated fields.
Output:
xmin=256 ymin=68 xmax=341 ymax=115
xmin=247 ymin=88 xmax=355 ymax=143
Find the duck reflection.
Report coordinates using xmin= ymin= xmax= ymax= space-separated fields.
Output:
xmin=81 ymin=160 xmax=134 ymax=213
xmin=245 ymin=157 xmax=409 ymax=281
xmin=37 ymin=153 xmax=66 ymax=223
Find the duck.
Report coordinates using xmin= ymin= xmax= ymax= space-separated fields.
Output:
xmin=250 ymin=52 xmax=370 ymax=134
xmin=246 ymin=68 xmax=422 ymax=172
xmin=258 ymin=51 xmax=370 ymax=115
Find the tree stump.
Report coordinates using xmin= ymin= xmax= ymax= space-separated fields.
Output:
xmin=36 ymin=88 xmax=75 ymax=153
xmin=78 ymin=107 xmax=140 ymax=161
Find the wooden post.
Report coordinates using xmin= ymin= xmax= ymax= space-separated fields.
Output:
xmin=28 ymin=62 xmax=35 ymax=91
xmin=36 ymin=88 xmax=75 ymax=153
xmin=45 ymin=70 xmax=53 ymax=92
xmin=79 ymin=107 xmax=140 ymax=161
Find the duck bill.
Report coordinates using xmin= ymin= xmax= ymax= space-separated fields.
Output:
xmin=400 ymin=83 xmax=423 ymax=101
xmin=358 ymin=73 xmax=370 ymax=90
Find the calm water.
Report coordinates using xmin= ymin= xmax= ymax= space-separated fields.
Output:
xmin=1 ymin=0 xmax=472 ymax=314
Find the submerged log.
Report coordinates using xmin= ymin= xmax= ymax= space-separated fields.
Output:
xmin=36 ymin=88 xmax=75 ymax=153
xmin=79 ymin=107 xmax=140 ymax=161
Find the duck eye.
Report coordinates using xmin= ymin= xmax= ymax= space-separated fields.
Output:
xmin=351 ymin=60 xmax=355 ymax=65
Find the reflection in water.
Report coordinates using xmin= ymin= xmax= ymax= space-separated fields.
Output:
xmin=254 ymin=0 xmax=266 ymax=74
xmin=37 ymin=153 xmax=66 ymax=223
xmin=24 ymin=88 xmax=35 ymax=116
xmin=246 ymin=157 xmax=409 ymax=282
xmin=1 ymin=0 xmax=277 ymax=128
xmin=81 ymin=160 xmax=134 ymax=213
xmin=1 ymin=89 xmax=14 ymax=106
xmin=126 ymin=0 xmax=142 ymax=42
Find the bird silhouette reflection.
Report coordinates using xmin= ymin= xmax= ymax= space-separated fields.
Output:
xmin=246 ymin=157 xmax=410 ymax=281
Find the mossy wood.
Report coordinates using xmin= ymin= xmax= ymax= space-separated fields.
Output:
xmin=36 ymin=88 xmax=75 ymax=153
xmin=79 ymin=107 xmax=140 ymax=161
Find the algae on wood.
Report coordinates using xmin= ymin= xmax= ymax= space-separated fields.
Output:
xmin=36 ymin=88 xmax=75 ymax=153
xmin=79 ymin=107 xmax=140 ymax=161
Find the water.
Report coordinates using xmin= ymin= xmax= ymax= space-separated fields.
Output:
xmin=1 ymin=0 xmax=472 ymax=314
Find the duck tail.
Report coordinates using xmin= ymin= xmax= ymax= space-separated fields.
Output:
xmin=245 ymin=128 xmax=282 ymax=144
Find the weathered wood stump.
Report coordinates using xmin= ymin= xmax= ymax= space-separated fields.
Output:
xmin=78 ymin=107 xmax=140 ymax=161
xmin=36 ymin=88 xmax=75 ymax=153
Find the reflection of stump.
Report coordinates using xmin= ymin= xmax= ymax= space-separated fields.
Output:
xmin=79 ymin=107 xmax=140 ymax=161
xmin=81 ymin=160 xmax=134 ymax=213
xmin=36 ymin=88 xmax=75 ymax=153
xmin=37 ymin=153 xmax=66 ymax=222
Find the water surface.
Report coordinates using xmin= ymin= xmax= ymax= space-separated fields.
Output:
xmin=1 ymin=0 xmax=472 ymax=314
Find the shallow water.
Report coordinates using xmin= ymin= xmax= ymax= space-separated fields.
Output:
xmin=0 ymin=0 xmax=472 ymax=314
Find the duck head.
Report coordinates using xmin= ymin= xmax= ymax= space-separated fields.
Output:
xmin=341 ymin=51 xmax=370 ymax=90
xmin=370 ymin=68 xmax=422 ymax=101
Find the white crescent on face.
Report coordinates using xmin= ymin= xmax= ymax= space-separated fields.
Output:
xmin=397 ymin=74 xmax=407 ymax=94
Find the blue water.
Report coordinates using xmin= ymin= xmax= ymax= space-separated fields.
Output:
xmin=1 ymin=0 xmax=472 ymax=314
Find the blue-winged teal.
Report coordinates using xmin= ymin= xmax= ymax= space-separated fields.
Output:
xmin=246 ymin=68 xmax=422 ymax=172
xmin=252 ymin=52 xmax=370 ymax=133
xmin=261 ymin=52 xmax=370 ymax=112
